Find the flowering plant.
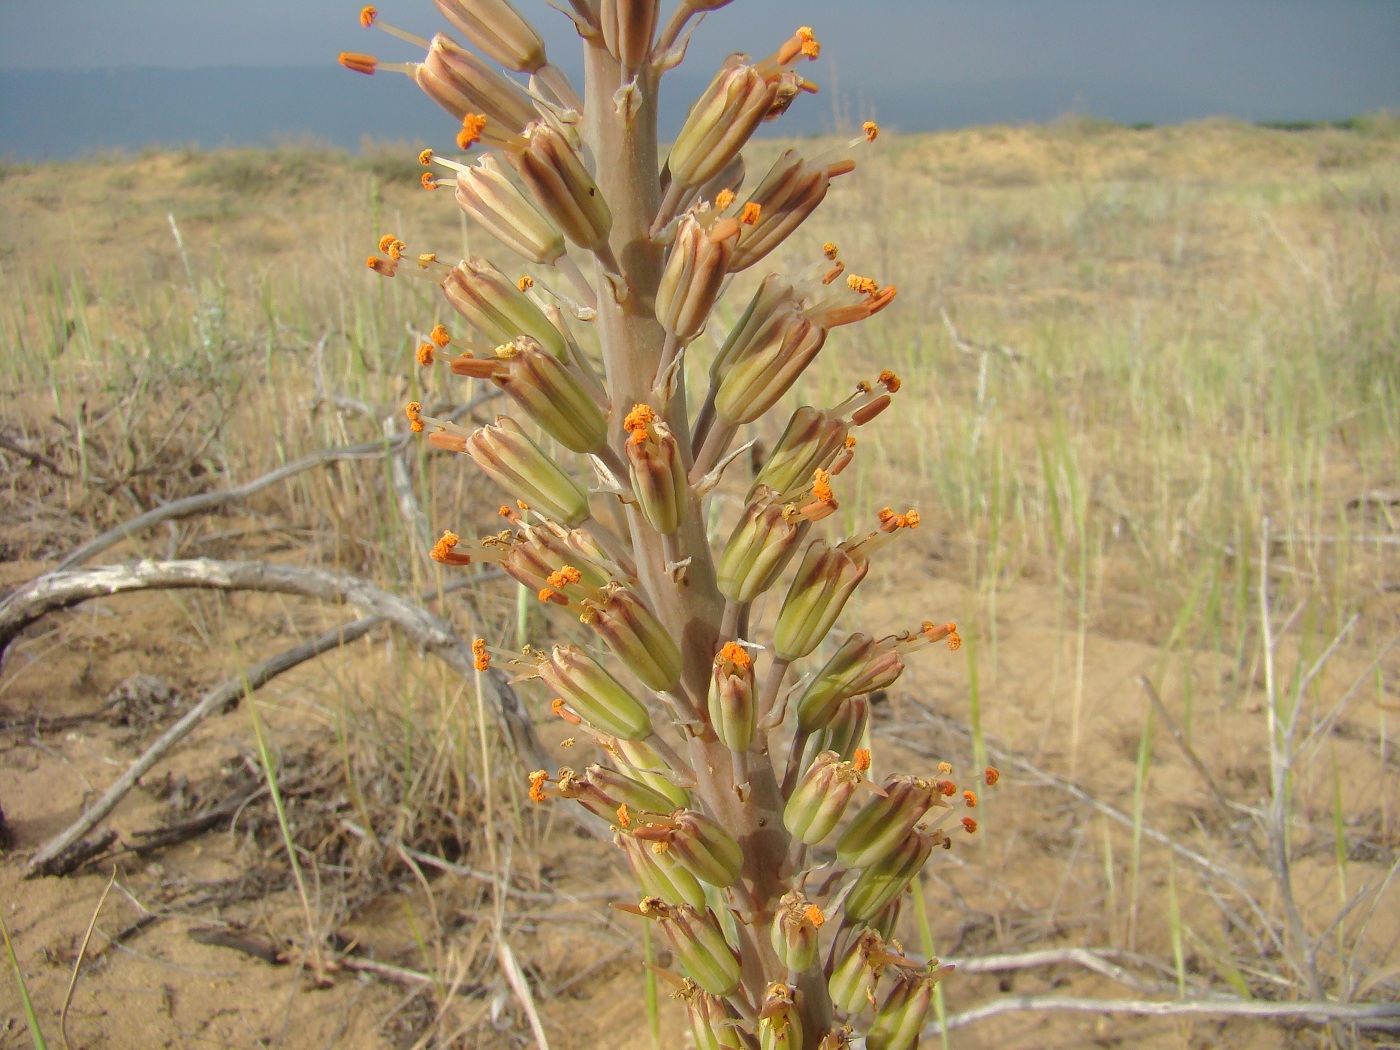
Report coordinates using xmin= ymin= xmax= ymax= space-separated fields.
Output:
xmin=343 ymin=3 xmax=992 ymax=1045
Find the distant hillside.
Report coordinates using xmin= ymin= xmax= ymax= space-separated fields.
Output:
xmin=0 ymin=65 xmax=1375 ymax=162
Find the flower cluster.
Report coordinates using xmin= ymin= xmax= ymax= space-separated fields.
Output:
xmin=344 ymin=3 xmax=992 ymax=1046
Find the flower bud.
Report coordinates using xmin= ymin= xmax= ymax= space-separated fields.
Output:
xmin=783 ymin=750 xmax=866 ymax=845
xmin=835 ymin=775 xmax=940 ymax=870
xmin=716 ymin=496 xmax=808 ymax=603
xmin=443 ymin=258 xmax=567 ymax=359
xmin=454 ymin=156 xmax=565 ymax=265
xmin=519 ymin=123 xmax=613 ymax=253
xmin=454 ymin=339 xmax=606 ymax=453
xmin=581 ymin=584 xmax=682 ymax=691
xmin=464 ymin=417 xmax=590 ymax=526
xmin=640 ymin=899 xmax=741 ymax=997
xmin=750 ymin=406 xmax=849 ymax=500
xmin=538 ymin=644 xmax=652 ymax=739
xmin=729 ymin=149 xmax=848 ymax=272
xmin=623 ymin=406 xmax=689 ymax=535
xmin=600 ymin=0 xmax=659 ymax=71
xmin=822 ymin=695 xmax=870 ymax=762
xmin=794 ymin=633 xmax=904 ymax=732
xmin=417 ymin=36 xmax=538 ymax=140
xmin=619 ymin=833 xmax=707 ymax=910
xmin=638 ymin=809 xmax=743 ymax=888
xmin=433 ymin=0 xmax=547 ymax=73
xmin=769 ymin=891 xmax=824 ymax=974
xmin=656 ymin=212 xmax=741 ymax=343
xmin=708 ymin=273 xmax=798 ymax=382
xmin=866 ymin=896 xmax=903 ymax=942
xmin=607 ymin=737 xmax=691 ymax=808
xmin=712 ymin=306 xmax=826 ymax=426
xmin=669 ymin=60 xmax=778 ymax=189
xmin=585 ymin=764 xmax=678 ymax=817
xmin=676 ymin=982 xmax=745 ymax=1050
xmin=865 ymin=966 xmax=952 ymax=1050
xmin=842 ymin=827 xmax=934 ymax=923
xmin=707 ymin=641 xmax=756 ymax=751
xmin=772 ymin=540 xmax=869 ymax=661
xmin=758 ymin=982 xmax=802 ymax=1050
xmin=827 ymin=928 xmax=885 ymax=1016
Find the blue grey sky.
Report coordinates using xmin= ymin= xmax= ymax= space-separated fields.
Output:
xmin=2 ymin=1 xmax=1398 ymax=159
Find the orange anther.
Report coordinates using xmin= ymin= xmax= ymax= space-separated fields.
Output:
xmin=547 ymin=565 xmax=582 ymax=588
xmin=472 ymin=638 xmax=490 ymax=671
xmin=551 ymin=698 xmax=583 ymax=725
xmin=421 ymin=172 xmax=438 ymax=190
xmin=846 ymin=274 xmax=879 ymax=296
xmin=804 ymin=904 xmax=825 ymax=927
xmin=418 ymin=147 xmax=434 ymax=165
xmin=718 ymin=641 xmax=752 ymax=670
xmin=853 ymin=748 xmax=871 ymax=772
xmin=457 ymin=113 xmax=488 ymax=150
xmin=935 ymin=779 xmax=956 ymax=797
xmin=405 ymin=401 xmax=424 ymax=433
xmin=822 ymin=242 xmax=838 ymax=259
xmin=339 ymin=52 xmax=378 ymax=75
xmin=616 ymin=803 xmax=632 ymax=827
xmin=517 ymin=275 xmax=534 ymax=292
xmin=715 ymin=188 xmax=736 ymax=210
xmin=431 ymin=530 xmax=470 ymax=565
xmin=430 ymin=324 xmax=451 ymax=347
xmin=878 ymin=370 xmax=901 ymax=393
xmin=416 ymin=342 xmax=435 ymax=366
xmin=963 ymin=790 xmax=977 ymax=808
xmin=862 ymin=121 xmax=879 ymax=143
xmin=359 ymin=6 xmax=378 ymax=28
xmin=428 ymin=432 xmax=467 ymax=452
xmin=367 ymin=256 xmax=396 ymax=276
xmin=528 ymin=769 xmax=549 ymax=803
xmin=984 ymin=767 xmax=1000 ymax=786
xmin=938 ymin=762 xmax=953 ymax=774
xmin=740 ymin=201 xmax=762 ymax=225
xmin=962 ymin=817 xmax=978 ymax=834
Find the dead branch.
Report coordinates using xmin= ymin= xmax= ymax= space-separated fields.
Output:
xmin=0 ymin=432 xmax=72 ymax=478
xmin=943 ymin=947 xmax=1172 ymax=995
xmin=10 ymin=561 xmax=547 ymax=875
xmin=927 ymin=994 xmax=1400 ymax=1035
xmin=940 ymin=306 xmax=1025 ymax=362
xmin=51 ymin=394 xmax=498 ymax=572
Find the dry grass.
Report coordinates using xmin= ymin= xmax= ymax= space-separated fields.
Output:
xmin=1 ymin=117 xmax=1398 ymax=1047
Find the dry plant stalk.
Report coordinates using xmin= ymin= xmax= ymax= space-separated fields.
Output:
xmin=343 ymin=3 xmax=992 ymax=1046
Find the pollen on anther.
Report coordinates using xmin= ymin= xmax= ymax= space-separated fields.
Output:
xmin=846 ymin=274 xmax=880 ymax=295
xmin=719 ymin=641 xmax=752 ymax=670
xmin=623 ymin=403 xmax=656 ymax=443
xmin=429 ymin=324 xmax=451 ymax=347
xmin=804 ymin=904 xmax=825 ymax=927
xmin=812 ymin=468 xmax=833 ymax=504
xmin=963 ymin=790 xmax=978 ymax=808
xmin=367 ymin=256 xmax=396 ymax=276
xmin=862 ymin=121 xmax=880 ymax=143
xmin=418 ymin=254 xmax=437 ymax=267
xmin=984 ymin=766 xmax=1000 ymax=786
xmin=823 ymin=242 xmax=839 ymax=259
xmin=528 ymin=769 xmax=549 ymax=803
xmin=853 ymin=748 xmax=872 ymax=772
xmin=457 ymin=113 xmax=488 ymax=150
xmin=616 ymin=803 xmax=632 ymax=828
xmin=472 ymin=638 xmax=490 ymax=672
xmin=938 ymin=762 xmax=953 ymax=774
xmin=547 ymin=565 xmax=582 ymax=588
xmin=421 ymin=172 xmax=439 ymax=190
xmin=796 ymin=26 xmax=821 ymax=58
xmin=962 ymin=817 xmax=978 ymax=834
xmin=418 ymin=147 xmax=434 ymax=166
xmin=405 ymin=401 xmax=424 ymax=432
xmin=416 ymin=342 xmax=435 ymax=366
xmin=430 ymin=529 xmax=461 ymax=563
xmin=517 ymin=275 xmax=534 ymax=292
xmin=878 ymin=369 xmax=902 ymax=393
xmin=359 ymin=6 xmax=378 ymax=28
xmin=935 ymin=779 xmax=956 ymax=797
xmin=740 ymin=202 xmax=762 ymax=225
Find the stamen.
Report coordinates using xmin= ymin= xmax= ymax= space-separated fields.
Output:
xmin=517 ymin=275 xmax=534 ymax=292
xmin=418 ymin=147 xmax=434 ymax=165
xmin=862 ymin=121 xmax=879 ymax=143
xmin=367 ymin=256 xmax=396 ymax=276
xmin=552 ymin=697 xmax=583 ymax=725
xmin=850 ymin=395 xmax=890 ymax=426
xmin=405 ymin=401 xmax=424 ymax=432
xmin=457 ymin=113 xmax=488 ymax=150
xmin=984 ymin=767 xmax=1000 ymax=786
xmin=430 ymin=324 xmax=451 ymax=347
xmin=853 ymin=748 xmax=871 ymax=771
xmin=811 ymin=468 xmax=833 ymax=505
xmin=416 ymin=342 xmax=435 ymax=366
xmin=938 ymin=762 xmax=953 ymax=774
xmin=935 ymin=779 xmax=956 ymax=797
xmin=718 ymin=641 xmax=752 ymax=670
xmin=360 ymin=7 xmax=377 ymax=27
xmin=715 ymin=188 xmax=736 ymax=210
xmin=803 ymin=904 xmax=825 ymax=927
xmin=740 ymin=202 xmax=762 ymax=225
xmin=962 ymin=817 xmax=978 ymax=834
xmin=339 ymin=52 xmax=378 ymax=75
xmin=797 ymin=26 xmax=821 ymax=58
xmin=472 ymin=638 xmax=491 ymax=671
xmin=822 ymin=242 xmax=838 ymax=259
xmin=421 ymin=172 xmax=440 ymax=190
xmin=617 ymin=803 xmax=632 ymax=828
xmin=846 ymin=274 xmax=879 ymax=295
xmin=623 ymin=403 xmax=656 ymax=444
xmin=428 ymin=431 xmax=467 ymax=452
xmin=547 ymin=565 xmax=582 ymax=587
xmin=963 ymin=790 xmax=978 ymax=808
xmin=528 ymin=769 xmax=550 ymax=803
xmin=878 ymin=369 xmax=901 ymax=393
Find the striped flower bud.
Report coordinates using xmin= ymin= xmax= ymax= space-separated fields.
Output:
xmin=538 ymin=644 xmax=653 ymax=739
xmin=603 ymin=737 xmax=691 ymax=807
xmin=707 ymin=641 xmax=756 ymax=751
xmin=623 ymin=405 xmax=689 ymax=535
xmin=656 ymin=212 xmax=742 ymax=343
xmin=865 ymin=966 xmax=952 ymax=1050
xmin=581 ymin=584 xmax=682 ymax=691
xmin=636 ymin=809 xmax=742 ymax=888
xmin=417 ymin=36 xmax=538 ymax=139
xmin=795 ymin=633 xmax=904 ymax=732
xmin=668 ymin=60 xmax=778 ymax=189
xmin=619 ymin=833 xmax=707 ymax=910
xmin=728 ymin=149 xmax=852 ymax=272
xmin=758 ymin=982 xmax=802 ymax=1050
xmin=676 ymin=981 xmax=745 ymax=1050
xmin=769 ymin=891 xmax=824 ymax=974
xmin=640 ymin=899 xmax=741 ymax=997
xmin=712 ymin=304 xmax=826 ymax=426
xmin=772 ymin=539 xmax=869 ymax=661
xmin=443 ymin=258 xmax=567 ymax=359
xmin=433 ymin=0 xmax=547 ymax=73
xmin=599 ymin=0 xmax=659 ymax=71
xmin=783 ymin=749 xmax=867 ymax=845
xmin=822 ymin=695 xmax=870 ymax=762
xmin=866 ymin=896 xmax=904 ymax=942
xmin=453 ymin=156 xmax=565 ymax=265
xmin=584 ymin=764 xmax=679 ymax=817
xmin=842 ymin=827 xmax=934 ymax=923
xmin=716 ymin=496 xmax=808 ymax=603
xmin=519 ymin=123 xmax=613 ymax=253
xmin=827 ymin=928 xmax=888 ymax=1016
xmin=463 ymin=417 xmax=590 ymax=526
xmin=835 ymin=775 xmax=939 ymax=870
xmin=750 ymin=406 xmax=849 ymax=500
xmin=453 ymin=339 xmax=606 ymax=453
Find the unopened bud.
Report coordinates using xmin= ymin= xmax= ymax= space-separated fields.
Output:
xmin=865 ymin=965 xmax=952 ymax=1050
xmin=707 ymin=642 xmax=756 ymax=751
xmin=823 ymin=695 xmax=869 ymax=762
xmin=457 ymin=339 xmax=605 ymax=453
xmin=639 ymin=809 xmax=743 ymax=888
xmin=433 ymin=0 xmax=547 ymax=73
xmin=835 ymin=775 xmax=939 ymax=870
xmin=827 ymin=928 xmax=886 ymax=1016
xmin=600 ymin=0 xmax=659 ymax=71
xmin=582 ymin=585 xmax=682 ymax=691
xmin=539 ymin=645 xmax=653 ymax=739
xmin=656 ymin=213 xmax=741 ymax=343
xmin=454 ymin=156 xmax=565 ymax=265
xmin=641 ymin=899 xmax=741 ymax=997
xmin=519 ymin=123 xmax=613 ymax=253
xmin=842 ymin=827 xmax=934 ymax=923
xmin=623 ymin=407 xmax=689 ymax=535
xmin=712 ymin=304 xmax=826 ymax=426
xmin=795 ymin=633 xmax=904 ymax=732
xmin=716 ymin=496 xmax=808 ymax=603
xmin=464 ymin=417 xmax=590 ymax=525
xmin=750 ymin=406 xmax=849 ymax=500
xmin=783 ymin=750 xmax=864 ymax=845
xmin=770 ymin=891 xmax=824 ymax=974
xmin=669 ymin=61 xmax=778 ymax=189
xmin=417 ymin=36 xmax=538 ymax=140
xmin=619 ymin=833 xmax=707 ymax=909
xmin=443 ymin=258 xmax=567 ymax=359
xmin=585 ymin=764 xmax=678 ymax=817
xmin=772 ymin=539 xmax=869 ymax=661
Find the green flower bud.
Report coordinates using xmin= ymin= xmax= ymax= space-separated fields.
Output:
xmin=619 ymin=833 xmax=706 ymax=909
xmin=581 ymin=584 xmax=682 ymax=691
xmin=822 ymin=695 xmax=870 ymax=762
xmin=463 ymin=417 xmax=590 ymax=526
xmin=826 ymin=928 xmax=886 ymax=1016
xmin=443 ymin=257 xmax=567 ymax=359
xmin=453 ymin=338 xmax=606 ymax=453
xmin=750 ymin=406 xmax=849 ymax=501
xmin=713 ymin=307 xmax=826 ymax=426
xmin=668 ymin=61 xmax=777 ymax=190
xmin=729 ymin=149 xmax=851 ymax=272
xmin=716 ymin=496 xmax=808 ymax=603
xmin=794 ymin=633 xmax=904 ymax=733
xmin=707 ymin=641 xmax=756 ymax=751
xmin=865 ymin=966 xmax=952 ymax=1050
xmin=641 ymin=899 xmax=741 ymax=997
xmin=841 ymin=827 xmax=934 ymax=923
xmin=519 ymin=123 xmax=613 ymax=253
xmin=584 ymin=764 xmax=679 ymax=817
xmin=708 ymin=273 xmax=799 ymax=383
xmin=539 ymin=645 xmax=652 ymax=740
xmin=623 ymin=406 xmax=689 ymax=535
xmin=433 ymin=0 xmax=547 ymax=73
xmin=772 ymin=540 xmax=869 ymax=661
xmin=637 ymin=809 xmax=743 ymax=888
xmin=769 ymin=891 xmax=824 ymax=974
xmin=657 ymin=212 xmax=741 ymax=343
xmin=783 ymin=749 xmax=868 ymax=846
xmin=453 ymin=156 xmax=565 ymax=265
xmin=835 ymin=775 xmax=939 ymax=870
